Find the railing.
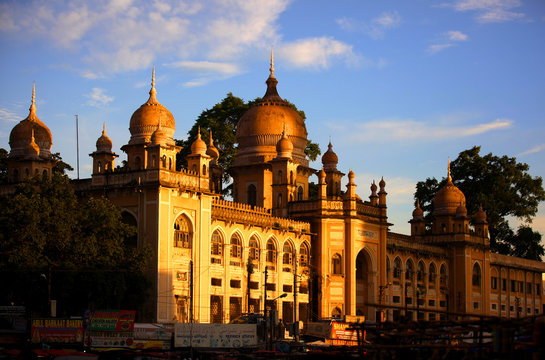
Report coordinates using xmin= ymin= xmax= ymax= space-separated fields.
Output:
xmin=212 ymin=198 xmax=311 ymax=233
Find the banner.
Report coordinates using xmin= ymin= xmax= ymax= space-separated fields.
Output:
xmin=89 ymin=310 xmax=135 ymax=331
xmin=85 ymin=331 xmax=134 ymax=348
xmin=31 ymin=319 xmax=84 ymax=344
xmin=174 ymin=324 xmax=257 ymax=348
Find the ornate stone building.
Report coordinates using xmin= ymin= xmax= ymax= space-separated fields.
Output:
xmin=5 ymin=60 xmax=545 ymax=324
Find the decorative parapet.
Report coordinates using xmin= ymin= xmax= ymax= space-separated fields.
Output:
xmin=491 ymin=253 xmax=545 ymax=272
xmin=356 ymin=201 xmax=383 ymax=217
xmin=387 ymin=232 xmax=448 ymax=259
xmin=90 ymin=168 xmax=210 ymax=191
xmin=212 ymin=198 xmax=311 ymax=233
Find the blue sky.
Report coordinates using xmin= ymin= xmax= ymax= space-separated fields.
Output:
xmin=1 ymin=0 xmax=544 ymax=235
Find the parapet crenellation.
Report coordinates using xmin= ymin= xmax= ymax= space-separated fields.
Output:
xmin=212 ymin=198 xmax=311 ymax=233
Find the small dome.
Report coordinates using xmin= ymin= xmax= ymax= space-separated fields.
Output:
xmin=191 ymin=128 xmax=207 ymax=156
xmin=474 ymin=206 xmax=487 ymax=223
xmin=96 ymin=123 xmax=113 ymax=151
xmin=150 ymin=123 xmax=167 ymax=145
xmin=412 ymin=200 xmax=424 ymax=220
xmin=348 ymin=169 xmax=355 ymax=182
xmin=24 ymin=130 xmax=40 ymax=158
xmin=9 ymin=83 xmax=53 ymax=158
xmin=456 ymin=202 xmax=468 ymax=218
xmin=433 ymin=161 xmax=466 ymax=217
xmin=321 ymin=141 xmax=338 ymax=170
xmin=206 ymin=130 xmax=220 ymax=162
xmin=129 ymin=67 xmax=175 ymax=144
xmin=318 ymin=168 xmax=326 ymax=184
xmin=276 ymin=126 xmax=293 ymax=159
xmin=370 ymin=180 xmax=377 ymax=193
xmin=379 ymin=177 xmax=386 ymax=189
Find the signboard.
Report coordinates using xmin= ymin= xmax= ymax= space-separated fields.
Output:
xmin=86 ymin=331 xmax=134 ymax=348
xmin=174 ymin=324 xmax=257 ymax=348
xmin=329 ymin=322 xmax=359 ymax=346
xmin=131 ymin=324 xmax=172 ymax=350
xmin=89 ymin=310 xmax=135 ymax=331
xmin=31 ymin=319 xmax=84 ymax=344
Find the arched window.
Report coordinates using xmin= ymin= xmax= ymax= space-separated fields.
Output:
xmin=393 ymin=257 xmax=402 ymax=279
xmin=202 ymin=164 xmax=207 ymax=175
xmin=290 ymin=171 xmax=294 ymax=184
xmin=230 ymin=234 xmax=242 ymax=266
xmin=174 ymin=215 xmax=192 ymax=249
xmin=405 ymin=259 xmax=414 ymax=281
xmin=12 ymin=168 xmax=19 ymax=182
xmin=211 ymin=230 xmax=223 ymax=264
xmin=417 ymin=261 xmax=425 ymax=282
xmin=289 ymin=193 xmax=293 ymax=202
xmin=134 ymin=156 xmax=142 ymax=170
xmin=440 ymin=264 xmax=447 ymax=285
xmin=121 ymin=211 xmax=138 ymax=248
xmin=277 ymin=170 xmax=282 ymax=184
xmin=161 ymin=155 xmax=166 ymax=168
xmin=386 ymin=257 xmax=391 ymax=280
xmin=97 ymin=161 xmax=102 ymax=173
xmin=151 ymin=155 xmax=156 ymax=167
xmin=169 ymin=157 xmax=172 ymax=170
xmin=472 ymin=262 xmax=481 ymax=287
xmin=336 ymin=182 xmax=340 ymax=196
xmin=42 ymin=169 xmax=48 ymax=180
xmin=266 ymin=239 xmax=276 ymax=265
xmin=300 ymin=243 xmax=309 ymax=267
xmin=428 ymin=263 xmax=437 ymax=284
xmin=332 ymin=307 xmax=342 ymax=319
xmin=332 ymin=253 xmax=342 ymax=275
xmin=282 ymin=241 xmax=294 ymax=271
xmin=249 ymin=236 xmax=260 ymax=262
xmin=277 ymin=192 xmax=282 ymax=208
xmin=247 ymin=184 xmax=257 ymax=207
xmin=297 ymin=186 xmax=304 ymax=201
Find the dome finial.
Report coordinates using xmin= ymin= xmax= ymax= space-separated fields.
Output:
xmin=149 ymin=65 xmax=157 ymax=103
xmin=29 ymin=82 xmax=37 ymax=119
xmin=102 ymin=122 xmax=106 ymax=135
xmin=197 ymin=125 xmax=201 ymax=139
xmin=447 ymin=157 xmax=452 ymax=182
xmin=209 ymin=129 xmax=214 ymax=145
xmin=270 ymin=47 xmax=275 ymax=78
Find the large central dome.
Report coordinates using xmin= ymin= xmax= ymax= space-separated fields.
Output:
xmin=433 ymin=161 xmax=466 ymax=216
xmin=129 ymin=67 xmax=175 ymax=145
xmin=235 ymin=58 xmax=308 ymax=166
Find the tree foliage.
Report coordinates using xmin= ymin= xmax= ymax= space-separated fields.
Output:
xmin=415 ymin=146 xmax=545 ymax=260
xmin=176 ymin=93 xmax=321 ymax=193
xmin=0 ymin=172 xmax=151 ymax=316
xmin=507 ymin=226 xmax=544 ymax=261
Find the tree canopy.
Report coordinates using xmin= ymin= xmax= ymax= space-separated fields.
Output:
xmin=0 ymin=172 xmax=151 ymax=316
xmin=176 ymin=93 xmax=321 ymax=195
xmin=415 ymin=146 xmax=545 ymax=260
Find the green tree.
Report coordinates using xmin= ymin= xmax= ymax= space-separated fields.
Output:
xmin=0 ymin=148 xmax=7 ymax=184
xmin=176 ymin=93 xmax=321 ymax=194
xmin=507 ymin=226 xmax=544 ymax=261
xmin=415 ymin=146 xmax=545 ymax=259
xmin=0 ymin=172 xmax=151 ymax=316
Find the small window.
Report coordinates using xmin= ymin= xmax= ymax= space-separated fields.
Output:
xmin=266 ymin=240 xmax=276 ymax=265
xmin=491 ymin=277 xmax=498 ymax=290
xmin=174 ymin=215 xmax=192 ymax=249
xmin=211 ymin=278 xmax=222 ymax=286
xmin=249 ymin=236 xmax=260 ymax=262
xmin=249 ymin=281 xmax=259 ymax=290
xmin=300 ymin=243 xmax=309 ymax=267
xmin=211 ymin=230 xmax=223 ymax=264
xmin=266 ymin=283 xmax=276 ymax=291
xmin=472 ymin=263 xmax=481 ymax=287
xmin=230 ymin=279 xmax=241 ymax=288
xmin=393 ymin=258 xmax=402 ymax=279
xmin=283 ymin=285 xmax=293 ymax=293
xmin=297 ymin=186 xmax=304 ymax=201
xmin=405 ymin=260 xmax=414 ymax=281
xmin=230 ymin=234 xmax=242 ymax=266
xmin=332 ymin=253 xmax=342 ymax=275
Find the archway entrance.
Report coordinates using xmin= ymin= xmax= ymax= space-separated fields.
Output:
xmin=355 ymin=250 xmax=372 ymax=317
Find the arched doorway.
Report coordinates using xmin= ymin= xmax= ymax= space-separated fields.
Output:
xmin=355 ymin=249 xmax=373 ymax=318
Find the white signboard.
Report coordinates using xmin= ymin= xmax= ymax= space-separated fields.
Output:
xmin=174 ymin=324 xmax=257 ymax=348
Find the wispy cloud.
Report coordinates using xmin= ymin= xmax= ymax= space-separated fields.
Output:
xmin=518 ymin=144 xmax=545 ymax=156
xmin=443 ymin=0 xmax=525 ymax=23
xmin=427 ymin=30 xmax=468 ymax=54
xmin=278 ymin=37 xmax=362 ymax=70
xmin=85 ymin=88 xmax=114 ymax=107
xmin=0 ymin=108 xmax=23 ymax=123
xmin=331 ymin=118 xmax=513 ymax=143
xmin=167 ymin=61 xmax=241 ymax=87
xmin=337 ymin=11 xmax=401 ymax=39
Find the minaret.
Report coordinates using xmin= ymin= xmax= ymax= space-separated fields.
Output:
xmin=90 ymin=122 xmax=118 ymax=175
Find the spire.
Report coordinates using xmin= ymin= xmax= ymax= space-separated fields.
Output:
xmin=148 ymin=65 xmax=158 ymax=103
xmin=269 ymin=47 xmax=275 ymax=78
xmin=209 ymin=129 xmax=214 ymax=146
xmin=102 ymin=122 xmax=106 ymax=136
xmin=447 ymin=157 xmax=452 ymax=182
xmin=197 ymin=125 xmax=201 ymax=140
xmin=29 ymin=82 xmax=37 ymax=120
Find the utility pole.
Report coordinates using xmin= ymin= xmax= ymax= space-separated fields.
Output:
xmin=293 ymin=258 xmax=298 ymax=341
xmin=75 ymin=115 xmax=80 ymax=179
xmin=246 ymin=256 xmax=254 ymax=313
xmin=189 ymin=260 xmax=194 ymax=323
xmin=264 ymin=266 xmax=268 ymax=315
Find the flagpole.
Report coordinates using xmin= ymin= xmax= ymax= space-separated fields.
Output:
xmin=75 ymin=114 xmax=80 ymax=179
